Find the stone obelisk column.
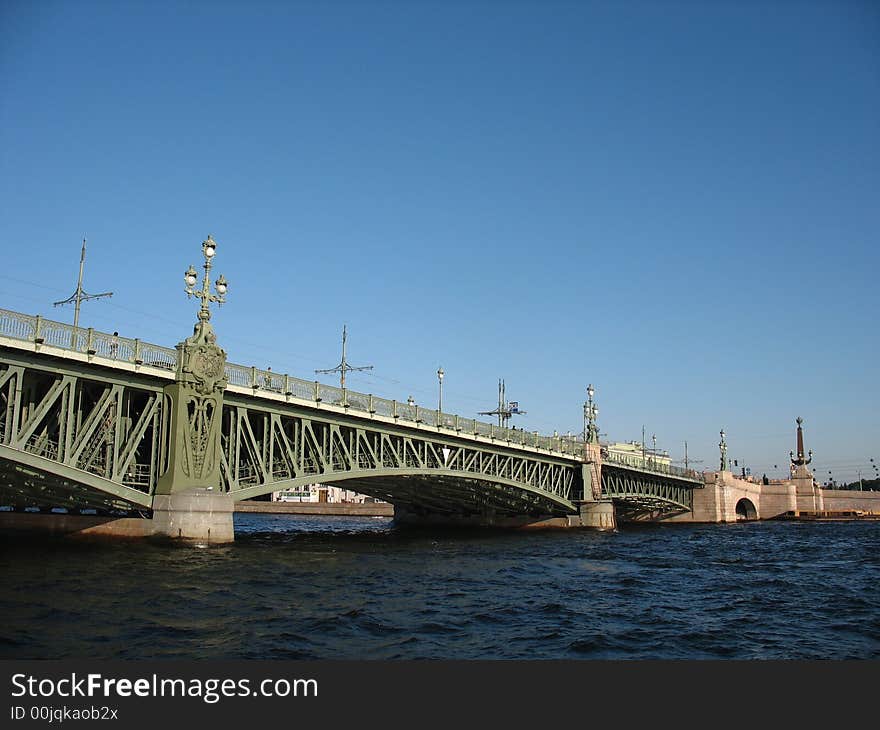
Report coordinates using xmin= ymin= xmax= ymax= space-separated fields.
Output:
xmin=789 ymin=416 xmax=822 ymax=513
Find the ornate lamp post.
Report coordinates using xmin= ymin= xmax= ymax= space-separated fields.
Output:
xmin=719 ymin=429 xmax=728 ymax=471
xmin=584 ymin=383 xmax=599 ymax=444
xmin=437 ymin=367 xmax=444 ymax=412
xmin=184 ymin=235 xmax=228 ymax=329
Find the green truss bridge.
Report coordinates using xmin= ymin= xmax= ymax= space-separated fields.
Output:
xmin=0 ymin=307 xmax=703 ymax=540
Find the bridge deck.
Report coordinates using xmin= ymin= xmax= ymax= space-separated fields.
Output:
xmin=0 ymin=307 xmax=704 ymax=521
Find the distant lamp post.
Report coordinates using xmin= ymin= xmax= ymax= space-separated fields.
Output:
xmin=583 ymin=383 xmax=599 ymax=444
xmin=719 ymin=429 xmax=728 ymax=471
xmin=651 ymin=433 xmax=657 ymax=464
xmin=437 ymin=367 xmax=444 ymax=412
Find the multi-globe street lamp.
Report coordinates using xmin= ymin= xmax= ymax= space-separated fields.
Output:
xmin=583 ymin=383 xmax=599 ymax=444
xmin=184 ymin=235 xmax=228 ymax=322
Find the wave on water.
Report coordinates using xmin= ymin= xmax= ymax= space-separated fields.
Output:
xmin=1 ymin=518 xmax=877 ymax=660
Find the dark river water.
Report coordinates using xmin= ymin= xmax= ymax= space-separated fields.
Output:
xmin=1 ymin=516 xmax=878 ymax=660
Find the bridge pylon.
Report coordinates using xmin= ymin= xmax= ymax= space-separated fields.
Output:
xmin=153 ymin=235 xmax=234 ymax=542
xmin=576 ymin=441 xmax=615 ymax=528
xmin=575 ymin=385 xmax=615 ymax=528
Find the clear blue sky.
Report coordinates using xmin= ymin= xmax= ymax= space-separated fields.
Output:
xmin=1 ymin=0 xmax=877 ymax=483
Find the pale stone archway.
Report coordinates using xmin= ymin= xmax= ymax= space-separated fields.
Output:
xmin=735 ymin=497 xmax=758 ymax=521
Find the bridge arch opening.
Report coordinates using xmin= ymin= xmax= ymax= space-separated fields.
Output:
xmin=735 ymin=498 xmax=758 ymax=521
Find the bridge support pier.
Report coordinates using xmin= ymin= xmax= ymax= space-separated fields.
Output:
xmin=150 ymin=488 xmax=234 ymax=543
xmin=149 ymin=308 xmax=232 ymax=542
xmin=571 ymin=499 xmax=616 ymax=530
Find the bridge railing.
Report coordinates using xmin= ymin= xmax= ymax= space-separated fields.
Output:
xmin=291 ymin=378 xmax=315 ymax=401
xmin=239 ymin=364 xmax=587 ymax=455
xmin=225 ymin=362 xmax=252 ymax=388
xmin=0 ymin=310 xmax=36 ymax=342
xmin=1 ymin=308 xmax=585 ymax=456
xmin=0 ymin=310 xmax=179 ymax=370
xmin=603 ymin=451 xmax=700 ymax=480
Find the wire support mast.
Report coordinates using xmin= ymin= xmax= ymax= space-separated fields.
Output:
xmin=315 ymin=324 xmax=374 ymax=392
xmin=53 ymin=237 xmax=113 ymax=329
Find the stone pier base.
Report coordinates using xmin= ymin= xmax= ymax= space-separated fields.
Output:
xmin=570 ymin=500 xmax=617 ymax=530
xmin=151 ymin=489 xmax=235 ymax=543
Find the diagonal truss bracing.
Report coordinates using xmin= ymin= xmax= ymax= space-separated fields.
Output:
xmin=0 ymin=353 xmax=163 ymax=509
xmin=601 ymin=464 xmax=695 ymax=517
xmin=218 ymin=396 xmax=578 ymax=517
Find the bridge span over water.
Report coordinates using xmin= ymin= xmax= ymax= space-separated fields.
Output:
xmin=0 ymin=245 xmax=703 ymax=542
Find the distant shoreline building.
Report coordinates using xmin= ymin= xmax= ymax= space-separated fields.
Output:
xmin=603 ymin=440 xmax=671 ymax=468
xmin=272 ymin=484 xmax=386 ymax=504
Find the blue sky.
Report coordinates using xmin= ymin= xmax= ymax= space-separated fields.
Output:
xmin=1 ymin=0 xmax=878 ymax=483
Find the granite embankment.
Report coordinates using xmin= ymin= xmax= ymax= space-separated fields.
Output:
xmin=234 ymin=501 xmax=393 ymax=516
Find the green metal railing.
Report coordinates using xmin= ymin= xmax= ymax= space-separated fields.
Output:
xmin=0 ymin=308 xmax=584 ymax=457
xmin=603 ymin=451 xmax=701 ymax=481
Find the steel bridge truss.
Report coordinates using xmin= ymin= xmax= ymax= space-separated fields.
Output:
xmin=0 ymin=354 xmax=159 ymax=511
xmin=220 ymin=395 xmax=579 ymax=518
xmin=0 ymin=348 xmax=704 ymax=521
xmin=601 ymin=464 xmax=696 ymax=519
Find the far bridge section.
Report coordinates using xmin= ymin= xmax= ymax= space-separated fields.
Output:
xmin=0 ymin=304 xmax=704 ymax=541
xmin=601 ymin=455 xmax=702 ymax=520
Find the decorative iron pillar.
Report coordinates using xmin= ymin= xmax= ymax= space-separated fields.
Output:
xmin=584 ymin=383 xmax=599 ymax=445
xmin=157 ymin=235 xmax=228 ymax=496
xmin=719 ymin=429 xmax=728 ymax=471
xmin=581 ymin=384 xmax=603 ymax=503
xmin=153 ymin=235 xmax=232 ymax=541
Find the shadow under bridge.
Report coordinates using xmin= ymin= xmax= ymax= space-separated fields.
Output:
xmin=220 ymin=394 xmax=582 ymax=520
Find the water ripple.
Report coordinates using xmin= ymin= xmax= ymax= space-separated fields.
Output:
xmin=0 ymin=517 xmax=877 ymax=659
